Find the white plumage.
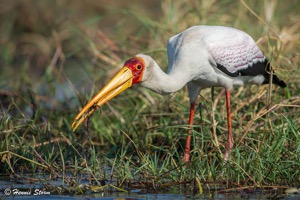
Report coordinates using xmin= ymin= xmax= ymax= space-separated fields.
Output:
xmin=72 ymin=25 xmax=286 ymax=162
xmin=139 ymin=25 xmax=285 ymax=101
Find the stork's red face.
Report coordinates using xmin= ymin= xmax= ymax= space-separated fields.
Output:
xmin=71 ymin=56 xmax=145 ymax=131
xmin=124 ymin=57 xmax=145 ymax=84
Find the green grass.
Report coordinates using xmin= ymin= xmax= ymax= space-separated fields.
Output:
xmin=0 ymin=0 xmax=299 ymax=195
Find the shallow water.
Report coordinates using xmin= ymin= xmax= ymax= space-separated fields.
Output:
xmin=1 ymin=192 xmax=300 ymax=200
xmin=1 ymin=176 xmax=299 ymax=200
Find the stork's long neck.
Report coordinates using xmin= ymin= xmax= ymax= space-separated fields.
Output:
xmin=140 ymin=60 xmax=189 ymax=95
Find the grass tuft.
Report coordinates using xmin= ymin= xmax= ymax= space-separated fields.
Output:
xmin=0 ymin=0 xmax=299 ymax=195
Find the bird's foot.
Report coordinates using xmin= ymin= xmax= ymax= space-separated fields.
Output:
xmin=224 ymin=133 xmax=234 ymax=161
xmin=182 ymin=152 xmax=190 ymax=163
xmin=224 ymin=149 xmax=230 ymax=161
xmin=224 ymin=142 xmax=233 ymax=161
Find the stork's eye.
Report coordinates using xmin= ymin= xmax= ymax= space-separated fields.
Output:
xmin=136 ymin=65 xmax=142 ymax=70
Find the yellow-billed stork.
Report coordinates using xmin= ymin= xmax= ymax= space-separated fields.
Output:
xmin=72 ymin=25 xmax=286 ymax=162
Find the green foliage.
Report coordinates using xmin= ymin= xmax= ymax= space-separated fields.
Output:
xmin=0 ymin=0 xmax=299 ymax=194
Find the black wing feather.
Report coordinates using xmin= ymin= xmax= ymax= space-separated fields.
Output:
xmin=217 ymin=59 xmax=286 ymax=88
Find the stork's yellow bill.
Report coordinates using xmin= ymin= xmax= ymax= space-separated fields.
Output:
xmin=72 ymin=57 xmax=145 ymax=131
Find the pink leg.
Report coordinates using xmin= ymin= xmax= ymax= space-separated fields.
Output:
xmin=182 ymin=102 xmax=195 ymax=163
xmin=224 ymin=90 xmax=234 ymax=160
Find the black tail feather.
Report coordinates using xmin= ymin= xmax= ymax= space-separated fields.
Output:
xmin=263 ymin=60 xmax=287 ymax=88
xmin=272 ymin=74 xmax=287 ymax=88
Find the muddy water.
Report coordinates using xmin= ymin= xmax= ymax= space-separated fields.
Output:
xmin=1 ymin=186 xmax=300 ymax=199
xmin=1 ymin=177 xmax=299 ymax=199
xmin=1 ymin=192 xmax=299 ymax=200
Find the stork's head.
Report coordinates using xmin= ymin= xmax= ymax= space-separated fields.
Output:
xmin=71 ymin=55 xmax=148 ymax=131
